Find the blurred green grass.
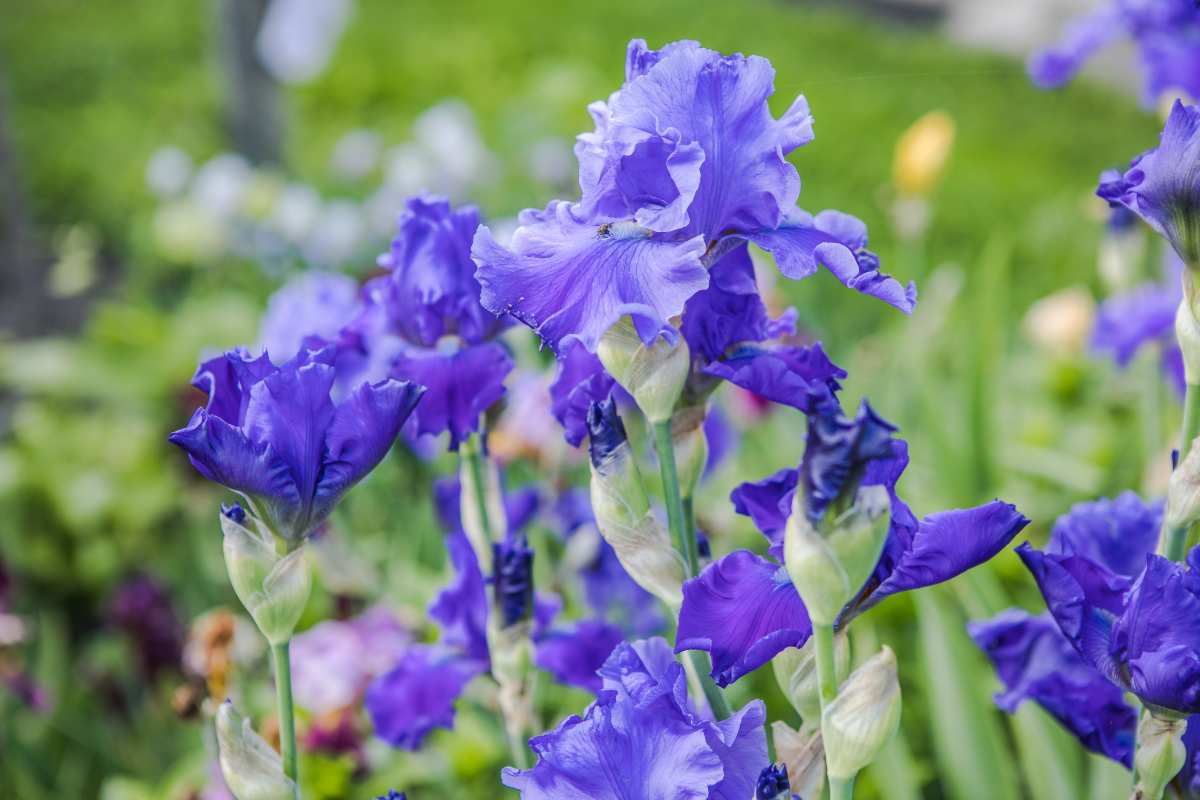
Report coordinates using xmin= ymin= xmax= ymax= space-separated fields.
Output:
xmin=0 ymin=1 xmax=1170 ymax=798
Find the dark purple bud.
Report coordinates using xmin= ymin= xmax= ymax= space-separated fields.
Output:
xmin=756 ymin=763 xmax=792 ymax=799
xmin=586 ymin=397 xmax=628 ymax=468
xmin=492 ymin=535 xmax=535 ymax=628
xmin=221 ymin=502 xmax=246 ymax=523
xmin=801 ymin=399 xmax=897 ymax=522
xmin=375 ymin=792 xmax=407 ymax=800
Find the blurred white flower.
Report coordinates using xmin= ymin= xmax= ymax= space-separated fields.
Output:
xmin=153 ymin=200 xmax=226 ymax=263
xmin=303 ymin=199 xmax=364 ymax=266
xmin=256 ymin=0 xmax=355 ymax=84
xmin=412 ymin=100 xmax=497 ymax=195
xmin=1023 ymin=286 xmax=1096 ymax=356
xmin=330 ymin=128 xmax=383 ymax=181
xmin=191 ymin=154 xmax=252 ymax=220
xmin=145 ymin=146 xmax=193 ymax=197
xmin=269 ymin=182 xmax=322 ymax=243
xmin=383 ymin=143 xmax=431 ymax=196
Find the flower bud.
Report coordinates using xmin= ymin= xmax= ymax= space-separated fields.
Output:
xmin=215 ymin=701 xmax=296 ymax=800
xmin=785 ymin=485 xmax=891 ymax=626
xmin=755 ymin=763 xmax=792 ymax=800
xmin=459 ymin=437 xmax=507 ymax=573
xmin=771 ymin=720 xmax=825 ymax=800
xmin=488 ymin=618 xmax=536 ymax=755
xmin=670 ymin=405 xmax=709 ymax=500
xmin=597 ymin=317 xmax=689 ymax=424
xmin=1133 ymin=713 xmax=1187 ymax=800
xmin=773 ymin=631 xmax=851 ymax=722
xmin=221 ymin=512 xmax=311 ymax=645
xmin=1177 ymin=296 xmax=1200 ymax=385
xmin=821 ymin=646 xmax=902 ymax=782
xmin=1167 ymin=434 xmax=1200 ymax=531
xmin=492 ymin=536 xmax=534 ymax=629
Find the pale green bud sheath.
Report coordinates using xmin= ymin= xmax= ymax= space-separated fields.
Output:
xmin=821 ymin=647 xmax=902 ymax=797
xmin=1160 ymin=280 xmax=1200 ymax=561
xmin=215 ymin=700 xmax=297 ymax=800
xmin=597 ymin=317 xmax=690 ymax=426
xmin=1133 ymin=714 xmax=1187 ymax=800
xmin=773 ymin=630 xmax=851 ymax=723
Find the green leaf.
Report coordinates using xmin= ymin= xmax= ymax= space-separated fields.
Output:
xmin=1010 ymin=704 xmax=1085 ymax=800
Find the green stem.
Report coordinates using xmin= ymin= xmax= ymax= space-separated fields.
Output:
xmin=812 ymin=623 xmax=844 ymax=800
xmin=1160 ymin=382 xmax=1200 ymax=561
xmin=271 ymin=642 xmax=299 ymax=794
xmin=828 ymin=776 xmax=854 ymax=800
xmin=683 ymin=495 xmax=699 ymax=566
xmin=651 ymin=420 xmax=731 ymax=720
xmin=464 ymin=436 xmax=494 ymax=543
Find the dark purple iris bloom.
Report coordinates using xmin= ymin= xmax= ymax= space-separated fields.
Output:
xmin=1030 ymin=0 xmax=1200 ymax=106
xmin=968 ymin=609 xmax=1137 ymax=766
xmin=493 ymin=535 xmax=535 ymax=628
xmin=1092 ymin=265 xmax=1185 ymax=395
xmin=1017 ymin=492 xmax=1200 ymax=716
xmin=169 ymin=344 xmax=424 ymax=542
xmin=1098 ymin=102 xmax=1200 ymax=264
xmin=548 ymin=342 xmax=616 ymax=447
xmin=679 ymin=404 xmax=1028 ymax=686
xmin=756 ymin=763 xmax=794 ymax=800
xmin=800 ymin=399 xmax=897 ymax=523
xmin=503 ymin=637 xmax=768 ymax=799
xmin=108 ymin=574 xmax=184 ymax=681
xmin=474 ymin=39 xmax=911 ymax=355
xmin=555 ymin=488 xmax=666 ymax=636
xmin=364 ymin=644 xmax=487 ymax=750
xmin=367 ymin=195 xmax=514 ymax=449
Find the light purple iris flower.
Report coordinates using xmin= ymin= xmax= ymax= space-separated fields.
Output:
xmin=1019 ymin=492 xmax=1200 ymax=716
xmin=1092 ymin=254 xmax=1185 ymax=395
xmin=291 ymin=606 xmax=410 ymax=716
xmin=258 ymin=271 xmax=361 ymax=365
xmin=502 ymin=637 xmax=767 ymax=800
xmin=1030 ymin=0 xmax=1200 ymax=106
xmin=473 ymin=39 xmax=913 ymax=356
xmin=169 ymin=343 xmax=424 ymax=542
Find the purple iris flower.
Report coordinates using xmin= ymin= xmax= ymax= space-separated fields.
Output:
xmin=554 ymin=488 xmax=666 ymax=636
xmin=756 ymin=763 xmax=795 ymax=800
xmin=1099 ymin=102 xmax=1200 ymax=264
xmin=365 ymin=195 xmax=514 ymax=449
xmin=108 ymin=573 xmax=184 ymax=681
xmin=258 ymin=271 xmax=361 ymax=364
xmin=1030 ymin=0 xmax=1200 ymax=106
xmin=168 ymin=343 xmax=424 ymax=542
xmin=678 ymin=400 xmax=1029 ymax=686
xmin=290 ymin=605 xmax=409 ymax=715
xmin=1092 ymin=255 xmax=1185 ymax=395
xmin=968 ymin=609 xmax=1137 ymax=767
xmin=375 ymin=791 xmax=406 ymax=800
xmin=549 ymin=342 xmax=616 ymax=447
xmin=473 ymin=39 xmax=912 ymax=355
xmin=1017 ymin=491 xmax=1200 ymax=716
xmin=502 ymin=637 xmax=767 ymax=799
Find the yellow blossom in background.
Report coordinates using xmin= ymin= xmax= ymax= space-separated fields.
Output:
xmin=892 ymin=110 xmax=956 ymax=197
xmin=1021 ymin=286 xmax=1096 ymax=357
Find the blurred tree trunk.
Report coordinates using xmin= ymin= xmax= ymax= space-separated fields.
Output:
xmin=0 ymin=77 xmax=41 ymax=339
xmin=214 ymin=0 xmax=283 ymax=165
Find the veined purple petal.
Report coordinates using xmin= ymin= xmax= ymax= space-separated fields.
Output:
xmin=391 ymin=342 xmax=512 ymax=450
xmin=968 ymin=609 xmax=1136 ymax=767
xmin=703 ymin=343 xmax=844 ymax=412
xmin=676 ymin=550 xmax=812 ymax=687
xmin=364 ymin=645 xmax=485 ymax=750
xmin=549 ymin=342 xmax=616 ymax=447
xmin=192 ymin=348 xmax=275 ymax=426
xmin=706 ymin=700 xmax=769 ymax=800
xmin=1046 ymin=492 xmax=1163 ymax=580
xmin=534 ymin=619 xmax=626 ymax=693
xmin=473 ymin=201 xmax=708 ymax=352
xmin=731 ymin=467 xmax=799 ymax=555
xmin=745 ymin=209 xmax=916 ymax=313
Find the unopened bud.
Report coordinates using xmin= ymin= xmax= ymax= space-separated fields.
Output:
xmin=1134 ymin=713 xmax=1187 ymax=800
xmin=755 ymin=763 xmax=792 ymax=800
xmin=492 ymin=536 xmax=534 ymax=629
xmin=785 ymin=486 xmax=891 ymax=626
xmin=671 ymin=405 xmax=708 ymax=499
xmin=771 ymin=720 xmax=825 ymax=800
xmin=1167 ymin=435 xmax=1200 ymax=530
xmin=221 ymin=512 xmax=311 ymax=645
xmin=459 ymin=437 xmax=507 ymax=573
xmin=893 ymin=110 xmax=955 ymax=197
xmin=773 ymin=632 xmax=851 ymax=722
xmin=821 ymin=646 xmax=902 ymax=782
xmin=1177 ymin=296 xmax=1200 ymax=385
xmin=215 ymin=701 xmax=296 ymax=800
xmin=597 ymin=317 xmax=689 ymax=424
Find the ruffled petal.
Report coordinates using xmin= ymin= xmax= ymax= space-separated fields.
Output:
xmin=676 ymin=551 xmax=812 ymax=687
xmin=364 ymin=645 xmax=486 ymax=750
xmin=192 ymin=348 xmax=275 ymax=426
xmin=473 ymin=202 xmax=708 ymax=352
xmin=730 ymin=466 xmax=799 ymax=554
xmin=534 ymin=619 xmax=626 ymax=693
xmin=549 ymin=342 xmax=616 ymax=447
xmin=390 ymin=342 xmax=511 ymax=449
xmin=703 ymin=343 xmax=844 ymax=412
xmin=968 ymin=609 xmax=1135 ymax=767
xmin=428 ymin=531 xmax=490 ymax=663
xmin=706 ymin=699 xmax=769 ymax=800
xmin=1046 ymin=492 xmax=1163 ymax=580
xmin=746 ymin=209 xmax=916 ymax=313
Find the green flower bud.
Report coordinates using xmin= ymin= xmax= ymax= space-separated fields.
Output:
xmin=1134 ymin=713 xmax=1187 ymax=800
xmin=215 ymin=701 xmax=296 ymax=800
xmin=772 ymin=720 xmax=826 ymax=800
xmin=597 ymin=317 xmax=689 ymax=424
xmin=1176 ymin=297 xmax=1200 ymax=385
xmin=1167 ymin=433 xmax=1200 ymax=531
xmin=784 ymin=485 xmax=891 ymax=626
xmin=821 ymin=646 xmax=902 ymax=782
xmin=221 ymin=513 xmax=311 ymax=646
xmin=773 ymin=631 xmax=851 ymax=723
xmin=670 ymin=405 xmax=709 ymax=500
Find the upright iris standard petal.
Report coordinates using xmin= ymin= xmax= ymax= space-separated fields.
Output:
xmin=534 ymin=619 xmax=626 ymax=693
xmin=390 ymin=342 xmax=513 ymax=449
xmin=258 ymin=271 xmax=361 ymax=364
xmin=1099 ymin=101 xmax=1200 ymax=263
xmin=549 ymin=342 xmax=616 ymax=447
xmin=473 ymin=202 xmax=709 ymax=352
xmin=676 ymin=550 xmax=812 ymax=687
xmin=745 ymin=209 xmax=916 ymax=313
xmin=800 ymin=399 xmax=897 ymax=523
xmin=376 ymin=195 xmax=506 ymax=346
xmin=364 ymin=645 xmax=486 ymax=750
xmin=704 ymin=343 xmax=844 ymax=412
xmin=1046 ymin=492 xmax=1163 ymax=578
xmin=968 ymin=609 xmax=1136 ymax=767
